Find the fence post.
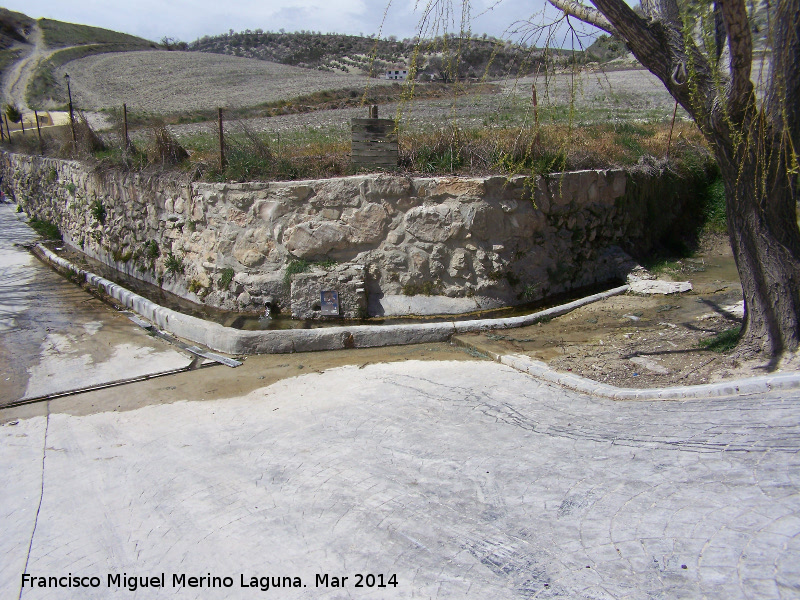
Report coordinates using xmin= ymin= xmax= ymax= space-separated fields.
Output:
xmin=4 ymin=114 xmax=11 ymax=139
xmin=34 ymin=110 xmax=43 ymax=152
xmin=218 ymin=108 xmax=226 ymax=170
xmin=123 ymin=103 xmax=130 ymax=150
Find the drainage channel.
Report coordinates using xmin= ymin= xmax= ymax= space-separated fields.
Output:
xmin=33 ymin=243 xmax=631 ymax=356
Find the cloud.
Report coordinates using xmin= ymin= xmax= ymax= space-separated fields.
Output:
xmin=4 ymin=0 xmax=567 ymax=45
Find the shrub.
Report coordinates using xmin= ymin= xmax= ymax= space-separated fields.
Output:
xmin=144 ymin=240 xmax=160 ymax=260
xmin=164 ymin=252 xmax=184 ymax=275
xmin=148 ymin=126 xmax=188 ymax=166
xmin=90 ymin=199 xmax=106 ymax=224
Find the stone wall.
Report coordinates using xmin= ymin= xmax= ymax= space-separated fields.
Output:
xmin=1 ymin=152 xmax=699 ymax=319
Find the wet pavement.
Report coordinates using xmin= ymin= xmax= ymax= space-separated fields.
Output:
xmin=0 ymin=204 xmax=193 ymax=405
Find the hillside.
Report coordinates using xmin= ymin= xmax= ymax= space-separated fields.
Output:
xmin=190 ymin=31 xmax=570 ymax=80
xmin=54 ymin=50 xmax=391 ymax=114
xmin=0 ymin=11 xmax=156 ymax=110
xmin=37 ymin=17 xmax=153 ymax=48
xmin=0 ymin=7 xmax=33 ymax=49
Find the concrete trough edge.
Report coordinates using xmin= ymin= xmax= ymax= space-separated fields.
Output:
xmin=497 ymin=353 xmax=800 ymax=400
xmin=35 ymin=244 xmax=628 ymax=355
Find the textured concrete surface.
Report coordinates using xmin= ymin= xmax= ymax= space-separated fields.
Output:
xmin=3 ymin=360 xmax=799 ymax=599
xmin=0 ymin=204 xmax=194 ymax=405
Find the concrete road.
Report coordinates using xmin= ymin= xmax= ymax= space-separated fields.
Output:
xmin=0 ymin=204 xmax=193 ymax=405
xmin=3 ymin=359 xmax=799 ymax=599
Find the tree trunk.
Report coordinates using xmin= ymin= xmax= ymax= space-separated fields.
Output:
xmin=715 ymin=133 xmax=800 ymax=356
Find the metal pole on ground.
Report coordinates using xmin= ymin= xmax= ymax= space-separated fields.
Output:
xmin=218 ymin=108 xmax=226 ymax=171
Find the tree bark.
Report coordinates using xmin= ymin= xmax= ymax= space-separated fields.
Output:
xmin=549 ymin=0 xmax=800 ymax=357
xmin=715 ymin=132 xmax=800 ymax=356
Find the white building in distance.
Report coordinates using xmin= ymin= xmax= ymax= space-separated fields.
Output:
xmin=384 ymin=68 xmax=408 ymax=80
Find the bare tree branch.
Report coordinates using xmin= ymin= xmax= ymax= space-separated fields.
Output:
xmin=546 ymin=0 xmax=617 ymax=35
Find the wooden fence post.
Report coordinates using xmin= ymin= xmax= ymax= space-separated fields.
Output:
xmin=4 ymin=114 xmax=11 ymax=139
xmin=123 ymin=103 xmax=130 ymax=149
xmin=34 ymin=110 xmax=43 ymax=152
xmin=218 ymin=108 xmax=226 ymax=170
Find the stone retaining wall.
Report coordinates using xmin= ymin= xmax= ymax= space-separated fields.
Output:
xmin=1 ymin=152 xmax=699 ymax=318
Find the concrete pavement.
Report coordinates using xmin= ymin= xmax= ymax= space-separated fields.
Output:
xmin=3 ymin=359 xmax=800 ymax=599
xmin=3 ymin=200 xmax=800 ymax=600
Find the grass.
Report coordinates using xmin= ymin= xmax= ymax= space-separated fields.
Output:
xmin=28 ymin=217 xmax=61 ymax=240
xmin=699 ymin=326 xmax=741 ymax=352
xmin=0 ymin=48 xmax=23 ymax=78
xmin=283 ymin=259 xmax=311 ymax=285
xmin=702 ymin=177 xmax=727 ymax=234
xmin=4 ymin=114 xmax=712 ymax=184
xmin=38 ymin=18 xmax=153 ymax=48
xmin=218 ymin=267 xmax=235 ymax=289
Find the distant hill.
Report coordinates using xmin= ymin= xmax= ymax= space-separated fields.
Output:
xmin=190 ymin=31 xmax=570 ymax=80
xmin=0 ymin=10 xmax=156 ymax=110
xmin=0 ymin=7 xmax=34 ymax=50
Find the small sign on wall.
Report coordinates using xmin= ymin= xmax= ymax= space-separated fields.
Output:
xmin=320 ymin=291 xmax=340 ymax=316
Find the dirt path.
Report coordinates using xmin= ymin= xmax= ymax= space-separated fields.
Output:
xmin=2 ymin=22 xmax=75 ymax=112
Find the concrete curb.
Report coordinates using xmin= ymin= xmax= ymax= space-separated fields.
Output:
xmin=496 ymin=352 xmax=800 ymax=400
xmin=35 ymin=244 xmax=629 ymax=355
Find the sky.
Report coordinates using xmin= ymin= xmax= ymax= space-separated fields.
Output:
xmin=2 ymin=0 xmax=591 ymax=46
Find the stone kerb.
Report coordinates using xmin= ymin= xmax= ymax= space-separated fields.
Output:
xmin=34 ymin=243 xmax=629 ymax=356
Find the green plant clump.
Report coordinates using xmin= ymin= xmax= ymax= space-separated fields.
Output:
xmin=144 ymin=240 xmax=160 ymax=260
xmin=28 ymin=218 xmax=61 ymax=240
xmin=283 ymin=259 xmax=310 ymax=285
xmin=164 ymin=252 xmax=185 ymax=275
xmin=699 ymin=326 xmax=741 ymax=353
xmin=111 ymin=247 xmax=133 ymax=263
xmin=90 ymin=199 xmax=106 ymax=224
xmin=402 ymin=280 xmax=441 ymax=296
xmin=219 ymin=267 xmax=235 ymax=289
